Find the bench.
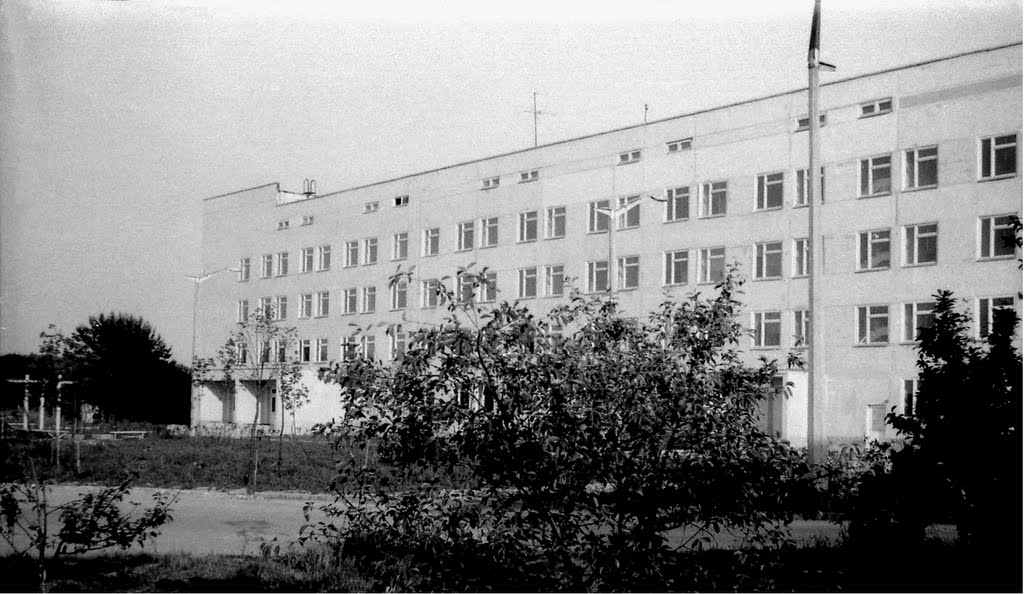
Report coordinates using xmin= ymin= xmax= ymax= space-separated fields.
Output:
xmin=110 ymin=430 xmax=148 ymax=440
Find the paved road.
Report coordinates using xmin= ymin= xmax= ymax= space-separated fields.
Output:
xmin=0 ymin=485 xmax=865 ymax=557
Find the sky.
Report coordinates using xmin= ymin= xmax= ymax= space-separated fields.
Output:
xmin=0 ymin=0 xmax=1020 ymax=362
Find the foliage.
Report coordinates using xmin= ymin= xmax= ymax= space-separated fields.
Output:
xmin=0 ymin=448 xmax=175 ymax=592
xmin=304 ymin=266 xmax=808 ymax=591
xmin=193 ymin=310 xmax=307 ymax=493
xmin=843 ymin=291 xmax=1022 ymax=564
xmin=2 ymin=317 xmax=190 ymax=425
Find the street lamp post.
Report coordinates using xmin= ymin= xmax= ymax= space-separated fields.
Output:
xmin=186 ymin=267 xmax=239 ymax=430
xmin=593 ymin=195 xmax=666 ymax=295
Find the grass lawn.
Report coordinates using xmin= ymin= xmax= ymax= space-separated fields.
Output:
xmin=3 ymin=435 xmax=475 ymax=493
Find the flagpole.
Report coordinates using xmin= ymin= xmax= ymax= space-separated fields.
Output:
xmin=807 ymin=0 xmax=830 ymax=465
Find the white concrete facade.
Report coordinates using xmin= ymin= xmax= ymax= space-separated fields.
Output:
xmin=196 ymin=44 xmax=1022 ymax=442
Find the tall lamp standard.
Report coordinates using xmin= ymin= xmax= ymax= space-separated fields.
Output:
xmin=593 ymin=196 xmax=660 ymax=295
xmin=186 ymin=267 xmax=239 ymax=429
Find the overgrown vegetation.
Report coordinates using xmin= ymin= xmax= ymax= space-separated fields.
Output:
xmin=1 ymin=442 xmax=176 ymax=592
xmin=301 ymin=267 xmax=810 ymax=591
xmin=840 ymin=291 xmax=1022 ymax=585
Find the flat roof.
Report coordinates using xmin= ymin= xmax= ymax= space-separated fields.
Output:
xmin=205 ymin=41 xmax=1022 ymax=203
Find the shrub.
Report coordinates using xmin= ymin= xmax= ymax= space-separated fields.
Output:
xmin=303 ymin=267 xmax=808 ymax=591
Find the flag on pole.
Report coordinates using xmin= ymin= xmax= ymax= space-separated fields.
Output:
xmin=808 ymin=0 xmax=836 ymax=71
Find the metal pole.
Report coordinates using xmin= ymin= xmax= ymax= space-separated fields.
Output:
xmin=807 ymin=0 xmax=830 ymax=464
xmin=55 ymin=375 xmax=62 ymax=466
xmin=39 ymin=391 xmax=45 ymax=431
xmin=533 ymin=92 xmax=538 ymax=148
xmin=190 ymin=280 xmax=199 ymax=429
xmin=23 ymin=375 xmax=30 ymax=430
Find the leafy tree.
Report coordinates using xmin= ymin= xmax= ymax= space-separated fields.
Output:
xmin=303 ymin=266 xmax=807 ymax=591
xmin=194 ymin=308 xmax=303 ymax=494
xmin=64 ymin=314 xmax=189 ymax=424
xmin=0 ymin=442 xmax=175 ymax=593
xmin=882 ymin=290 xmax=1021 ymax=555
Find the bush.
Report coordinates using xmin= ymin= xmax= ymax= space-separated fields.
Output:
xmin=304 ymin=268 xmax=809 ymax=591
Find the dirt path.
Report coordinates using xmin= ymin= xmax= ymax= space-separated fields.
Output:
xmin=0 ymin=484 xmax=867 ymax=557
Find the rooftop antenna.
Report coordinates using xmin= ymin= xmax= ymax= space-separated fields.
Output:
xmin=524 ymin=91 xmax=552 ymax=147
xmin=644 ymin=103 xmax=649 ymax=125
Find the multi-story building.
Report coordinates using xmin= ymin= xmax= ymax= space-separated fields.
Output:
xmin=195 ymin=43 xmax=1021 ymax=445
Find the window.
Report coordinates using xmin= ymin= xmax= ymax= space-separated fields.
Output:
xmin=667 ymin=138 xmax=692 ymax=153
xmin=343 ymin=288 xmax=358 ymax=314
xmin=857 ymin=305 xmax=890 ymax=344
xmin=903 ymin=379 xmax=917 ymax=416
xmin=364 ymin=201 xmax=379 ymax=214
xmin=391 ymin=279 xmax=408 ymax=310
xmin=423 ymin=228 xmax=440 ymax=256
xmin=756 ymin=172 xmax=784 ymax=210
xmin=456 ymin=274 xmax=476 ymax=302
xmin=860 ymin=97 xmax=893 ymax=117
xmin=618 ymin=149 xmax=641 ymax=165
xmin=752 ymin=311 xmax=782 ymax=348
xmin=458 ymin=221 xmax=475 ymax=251
xmin=979 ymin=214 xmax=1017 ymax=259
xmin=858 ymin=230 xmax=891 ymax=271
xmin=360 ymin=335 xmax=376 ymax=360
xmin=311 ymin=338 xmax=326 ymax=363
xmin=315 ymin=291 xmax=329 ymax=317
xmin=587 ymin=260 xmax=609 ymax=293
xmin=317 ymin=245 xmax=331 ymax=271
xmin=904 ymin=223 xmax=937 ymax=266
xmin=979 ymin=296 xmax=1014 ymax=337
xmin=478 ymin=272 xmax=497 ymax=302
xmin=753 ymin=241 xmax=783 ymax=279
xmin=544 ymin=265 xmax=564 ymax=296
xmin=794 ymin=238 xmax=809 ymax=277
xmin=362 ymin=286 xmax=376 ymax=313
xmin=422 ymin=279 xmax=440 ymax=308
xmin=481 ymin=217 xmax=498 ymax=247
xmin=238 ymin=258 xmax=251 ymax=281
xmin=859 ymin=155 xmax=892 ymax=197
xmin=392 ymin=232 xmax=408 ymax=260
xmin=665 ymin=186 xmax=689 ymax=222
xmin=903 ymin=301 xmax=935 ymax=342
xmin=301 ymin=248 xmax=314 ymax=273
xmin=273 ymin=296 xmax=287 ymax=320
xmin=259 ymin=297 xmax=273 ymax=319
xmin=698 ymin=247 xmax=725 ymax=284
xmin=388 ymin=324 xmax=406 ymax=360
xmin=519 ymin=267 xmax=537 ymax=298
xmin=794 ymin=309 xmax=808 ymax=347
xmin=344 ymin=241 xmax=359 ymax=268
xmin=299 ymin=294 xmax=313 ymax=319
xmin=796 ymin=113 xmax=826 ymax=131
xmin=545 ymin=206 xmax=566 ymax=239
xmin=616 ymin=195 xmax=641 ymax=229
xmin=699 ymin=181 xmax=727 ymax=217
xmin=340 ymin=336 xmax=358 ymax=362
xmin=271 ymin=340 xmax=287 ymax=363
xmin=277 ymin=219 xmax=290 ymax=230
xmin=518 ymin=211 xmax=538 ymax=242
xmin=301 ymin=215 xmax=314 ymax=226
xmin=980 ymin=134 xmax=1017 ymax=179
xmin=237 ymin=300 xmax=249 ymax=323
xmin=519 ymin=170 xmax=539 ymax=183
xmin=482 ymin=176 xmax=500 ymax=189
xmin=617 ymin=255 xmax=639 ymax=290
xmin=664 ymin=250 xmax=688 ymax=285
xmin=588 ymin=200 xmax=611 ymax=233
xmin=795 ymin=167 xmax=825 ymax=206
xmin=274 ymin=252 xmax=288 ymax=276
xmin=394 ymin=195 xmax=409 ymax=207
xmin=904 ymin=146 xmax=938 ymax=189
xmin=299 ymin=339 xmax=311 ymax=363
xmin=259 ymin=254 xmax=272 ymax=279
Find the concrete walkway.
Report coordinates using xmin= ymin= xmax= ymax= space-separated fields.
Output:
xmin=0 ymin=485 xmax=953 ymax=557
